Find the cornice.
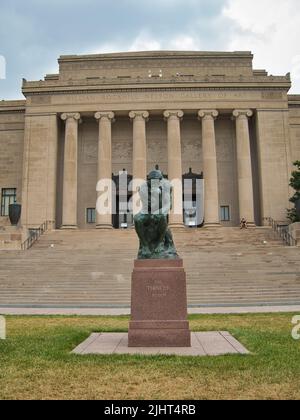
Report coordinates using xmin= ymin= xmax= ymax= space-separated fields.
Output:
xmin=58 ymin=51 xmax=254 ymax=63
xmin=22 ymin=74 xmax=291 ymax=97
xmin=0 ymin=109 xmax=25 ymax=114
xmin=22 ymin=86 xmax=291 ymax=97
xmin=0 ymin=100 xmax=26 ymax=113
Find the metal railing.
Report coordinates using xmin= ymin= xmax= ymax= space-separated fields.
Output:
xmin=21 ymin=221 xmax=54 ymax=251
xmin=264 ymin=217 xmax=297 ymax=247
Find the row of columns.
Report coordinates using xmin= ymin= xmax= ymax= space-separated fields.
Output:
xmin=60 ymin=109 xmax=255 ymax=229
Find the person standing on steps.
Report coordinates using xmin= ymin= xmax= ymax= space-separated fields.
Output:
xmin=240 ymin=218 xmax=248 ymax=229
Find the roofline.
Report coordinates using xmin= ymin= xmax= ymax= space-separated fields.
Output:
xmin=58 ymin=50 xmax=254 ymax=63
xmin=0 ymin=100 xmax=26 ymax=112
xmin=288 ymin=94 xmax=300 ymax=100
xmin=288 ymin=94 xmax=300 ymax=106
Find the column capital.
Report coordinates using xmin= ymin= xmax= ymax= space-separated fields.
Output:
xmin=232 ymin=109 xmax=253 ymax=119
xmin=61 ymin=113 xmax=81 ymax=122
xmin=164 ymin=110 xmax=184 ymax=120
xmin=198 ymin=110 xmax=219 ymax=120
xmin=95 ymin=111 xmax=115 ymax=122
xmin=129 ymin=111 xmax=149 ymax=121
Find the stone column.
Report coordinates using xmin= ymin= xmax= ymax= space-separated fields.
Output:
xmin=164 ymin=110 xmax=184 ymax=227
xmin=129 ymin=111 xmax=149 ymax=187
xmin=61 ymin=113 xmax=80 ymax=229
xmin=95 ymin=112 xmax=115 ymax=229
xmin=198 ymin=110 xmax=220 ymax=227
xmin=233 ymin=109 xmax=255 ymax=226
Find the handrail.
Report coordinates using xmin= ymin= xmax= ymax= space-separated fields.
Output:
xmin=21 ymin=220 xmax=54 ymax=251
xmin=264 ymin=217 xmax=297 ymax=247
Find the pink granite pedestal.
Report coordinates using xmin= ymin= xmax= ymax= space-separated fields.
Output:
xmin=128 ymin=259 xmax=191 ymax=347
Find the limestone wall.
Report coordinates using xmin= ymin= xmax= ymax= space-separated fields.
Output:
xmin=289 ymin=96 xmax=300 ymax=164
xmin=77 ymin=119 xmax=97 ymax=229
xmin=256 ymin=110 xmax=291 ymax=222
xmin=215 ymin=118 xmax=240 ymax=226
xmin=58 ymin=52 xmax=254 ymax=82
xmin=71 ymin=115 xmax=241 ymax=228
xmin=0 ymin=109 xmax=24 ymax=226
xmin=21 ymin=114 xmax=58 ymax=228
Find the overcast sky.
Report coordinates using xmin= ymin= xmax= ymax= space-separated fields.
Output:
xmin=0 ymin=0 xmax=300 ymax=99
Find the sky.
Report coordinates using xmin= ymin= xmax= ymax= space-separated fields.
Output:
xmin=0 ymin=0 xmax=300 ymax=99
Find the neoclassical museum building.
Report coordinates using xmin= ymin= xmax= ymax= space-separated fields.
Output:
xmin=0 ymin=51 xmax=300 ymax=230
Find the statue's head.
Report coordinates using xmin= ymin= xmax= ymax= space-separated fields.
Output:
xmin=148 ymin=165 xmax=163 ymax=181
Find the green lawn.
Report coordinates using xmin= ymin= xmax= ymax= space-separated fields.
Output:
xmin=0 ymin=313 xmax=299 ymax=400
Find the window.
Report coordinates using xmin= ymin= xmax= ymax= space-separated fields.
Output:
xmin=86 ymin=208 xmax=96 ymax=224
xmin=220 ymin=206 xmax=230 ymax=222
xmin=1 ymin=188 xmax=16 ymax=216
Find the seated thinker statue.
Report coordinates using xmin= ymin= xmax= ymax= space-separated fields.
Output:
xmin=134 ymin=166 xmax=179 ymax=260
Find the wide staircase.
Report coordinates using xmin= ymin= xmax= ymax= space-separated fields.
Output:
xmin=0 ymin=227 xmax=300 ymax=308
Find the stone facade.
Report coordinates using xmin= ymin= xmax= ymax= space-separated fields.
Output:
xmin=0 ymin=51 xmax=299 ymax=229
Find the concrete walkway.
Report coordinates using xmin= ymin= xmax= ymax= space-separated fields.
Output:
xmin=72 ymin=332 xmax=250 ymax=357
xmin=1 ymin=305 xmax=300 ymax=316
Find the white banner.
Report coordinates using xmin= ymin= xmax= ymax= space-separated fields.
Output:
xmin=0 ymin=55 xmax=6 ymax=79
xmin=0 ymin=316 xmax=6 ymax=340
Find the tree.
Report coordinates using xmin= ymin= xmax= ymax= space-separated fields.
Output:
xmin=287 ymin=161 xmax=300 ymax=223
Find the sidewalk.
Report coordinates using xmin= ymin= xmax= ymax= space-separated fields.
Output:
xmin=1 ymin=305 xmax=300 ymax=316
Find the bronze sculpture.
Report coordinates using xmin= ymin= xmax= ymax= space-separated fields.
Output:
xmin=134 ymin=166 xmax=178 ymax=260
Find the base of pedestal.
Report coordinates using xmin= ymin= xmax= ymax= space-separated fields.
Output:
xmin=129 ymin=321 xmax=191 ymax=347
xmin=129 ymin=259 xmax=191 ymax=348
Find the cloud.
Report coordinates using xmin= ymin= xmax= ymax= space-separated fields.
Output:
xmin=169 ymin=36 xmax=202 ymax=51
xmin=0 ymin=0 xmax=299 ymax=98
xmin=222 ymin=0 xmax=300 ymax=92
xmin=0 ymin=0 xmax=227 ymax=99
xmin=129 ymin=32 xmax=162 ymax=52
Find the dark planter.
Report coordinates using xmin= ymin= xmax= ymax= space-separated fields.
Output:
xmin=9 ymin=204 xmax=21 ymax=226
xmin=296 ymin=199 xmax=300 ymax=219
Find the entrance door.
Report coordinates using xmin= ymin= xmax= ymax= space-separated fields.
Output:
xmin=182 ymin=169 xmax=204 ymax=228
xmin=112 ymin=170 xmax=133 ymax=229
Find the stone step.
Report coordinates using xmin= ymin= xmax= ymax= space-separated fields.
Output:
xmin=1 ymin=227 xmax=299 ymax=307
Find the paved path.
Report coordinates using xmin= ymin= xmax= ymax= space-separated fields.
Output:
xmin=1 ymin=305 xmax=300 ymax=316
xmin=72 ymin=332 xmax=250 ymax=357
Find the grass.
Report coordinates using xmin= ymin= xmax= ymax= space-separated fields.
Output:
xmin=0 ymin=313 xmax=300 ymax=400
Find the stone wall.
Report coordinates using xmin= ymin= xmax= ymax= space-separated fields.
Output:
xmin=215 ymin=117 xmax=240 ymax=226
xmin=21 ymin=114 xmax=58 ymax=228
xmin=256 ymin=110 xmax=291 ymax=222
xmin=0 ymin=52 xmax=297 ymax=230
xmin=289 ymin=96 xmax=300 ymax=165
xmin=58 ymin=51 xmax=254 ymax=82
xmin=70 ymin=115 xmax=242 ymax=228
xmin=77 ymin=119 xmax=98 ymax=229
xmin=0 ymin=110 xmax=24 ymax=225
